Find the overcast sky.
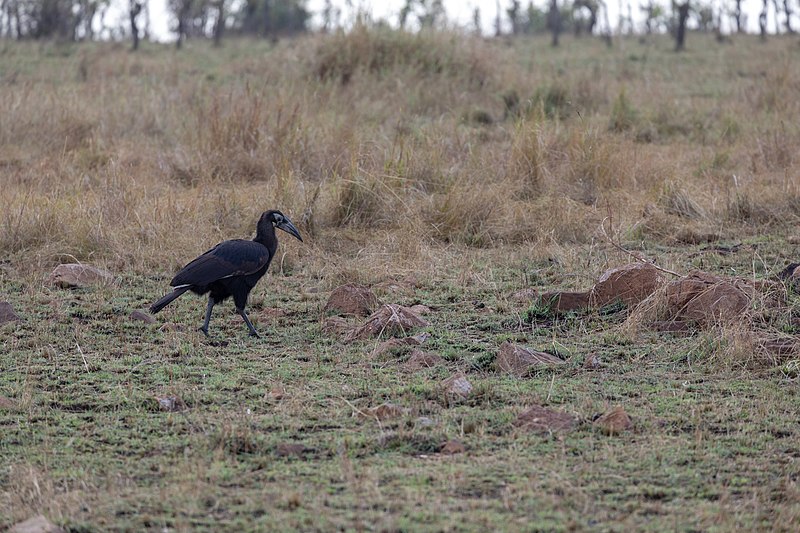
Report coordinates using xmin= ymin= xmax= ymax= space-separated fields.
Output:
xmin=135 ymin=0 xmax=776 ymax=43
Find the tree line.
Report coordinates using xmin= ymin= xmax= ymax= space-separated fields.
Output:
xmin=0 ymin=0 xmax=797 ymax=51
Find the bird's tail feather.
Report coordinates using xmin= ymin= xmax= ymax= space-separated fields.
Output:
xmin=150 ymin=286 xmax=191 ymax=314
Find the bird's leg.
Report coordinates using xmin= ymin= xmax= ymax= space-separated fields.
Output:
xmin=199 ymin=297 xmax=215 ymax=336
xmin=237 ymin=307 xmax=260 ymax=338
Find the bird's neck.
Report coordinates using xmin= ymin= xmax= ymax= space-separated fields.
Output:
xmin=254 ymin=224 xmax=278 ymax=256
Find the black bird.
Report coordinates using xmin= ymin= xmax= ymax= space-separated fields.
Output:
xmin=150 ymin=210 xmax=302 ymax=337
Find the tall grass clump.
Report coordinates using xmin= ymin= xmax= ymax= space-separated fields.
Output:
xmin=313 ymin=24 xmax=490 ymax=86
xmin=608 ymin=88 xmax=637 ymax=133
xmin=508 ymin=118 xmax=546 ymax=199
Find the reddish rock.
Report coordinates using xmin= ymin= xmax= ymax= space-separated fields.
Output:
xmin=665 ymin=271 xmax=751 ymax=325
xmin=496 ymin=342 xmax=564 ymax=376
xmin=514 ymin=405 xmax=577 ymax=434
xmin=324 ymin=284 xmax=379 ymax=317
xmin=441 ymin=372 xmax=473 ymax=400
xmin=590 ymin=263 xmax=665 ymax=307
xmin=345 ymin=304 xmax=428 ymax=342
xmin=0 ymin=301 xmax=21 ymax=324
xmin=48 ymin=264 xmax=113 ymax=288
xmin=593 ymin=405 xmax=633 ymax=435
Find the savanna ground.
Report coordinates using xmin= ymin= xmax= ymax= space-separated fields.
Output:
xmin=1 ymin=28 xmax=799 ymax=531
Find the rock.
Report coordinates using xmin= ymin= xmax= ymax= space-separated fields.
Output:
xmin=0 ymin=301 xmax=21 ymax=324
xmin=590 ymin=263 xmax=665 ymax=307
xmin=275 ymin=443 xmax=307 ymax=457
xmin=129 ymin=310 xmax=155 ymax=324
xmin=155 ymin=396 xmax=186 ymax=412
xmin=48 ymin=264 xmax=113 ymax=288
xmin=441 ymin=372 xmax=473 ymax=400
xmin=360 ymin=403 xmax=408 ymax=421
xmin=593 ymin=405 xmax=632 ymax=435
xmin=9 ymin=515 xmax=64 ymax=533
xmin=583 ymin=353 xmax=602 ymax=369
xmin=665 ymin=271 xmax=751 ymax=325
xmin=538 ymin=291 xmax=591 ymax=314
xmin=159 ymin=322 xmax=185 ymax=332
xmin=324 ymin=284 xmax=379 ymax=317
xmin=440 ymin=440 xmax=466 ymax=454
xmin=496 ymin=342 xmax=564 ymax=376
xmin=514 ymin=405 xmax=577 ymax=434
xmin=404 ymin=349 xmax=444 ymax=371
xmin=345 ymin=304 xmax=428 ymax=342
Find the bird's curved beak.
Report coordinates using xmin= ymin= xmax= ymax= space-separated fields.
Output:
xmin=277 ymin=218 xmax=303 ymax=242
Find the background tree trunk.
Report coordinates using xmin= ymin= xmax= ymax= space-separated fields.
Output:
xmin=130 ymin=0 xmax=142 ymax=51
xmin=675 ymin=1 xmax=689 ymax=51
xmin=548 ymin=0 xmax=562 ymax=46
xmin=212 ymin=0 xmax=225 ymax=46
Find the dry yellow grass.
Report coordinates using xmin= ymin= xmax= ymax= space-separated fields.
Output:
xmin=0 ymin=32 xmax=798 ymax=285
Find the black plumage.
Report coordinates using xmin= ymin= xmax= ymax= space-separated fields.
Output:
xmin=150 ymin=210 xmax=302 ymax=337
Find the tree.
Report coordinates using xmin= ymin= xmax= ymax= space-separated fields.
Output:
xmin=573 ymin=0 xmax=598 ymax=36
xmin=732 ymin=0 xmax=743 ymax=32
xmin=782 ymin=0 xmax=794 ymax=32
xmin=167 ymin=0 xmax=193 ymax=48
xmin=759 ymin=0 xmax=768 ymax=40
xmin=507 ymin=0 xmax=521 ymax=34
xmin=641 ymin=1 xmax=665 ymax=34
xmin=674 ymin=0 xmax=690 ymax=51
xmin=694 ymin=1 xmax=714 ymax=31
xmin=547 ymin=0 xmax=562 ymax=46
xmin=522 ymin=1 xmax=547 ymax=34
xmin=211 ymin=0 xmax=225 ymax=46
xmin=234 ymin=0 xmax=309 ymax=38
xmin=129 ymin=0 xmax=142 ymax=50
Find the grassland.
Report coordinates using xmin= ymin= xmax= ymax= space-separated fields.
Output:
xmin=1 ymin=29 xmax=799 ymax=531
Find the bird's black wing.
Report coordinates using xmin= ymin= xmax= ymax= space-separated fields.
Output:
xmin=170 ymin=239 xmax=272 ymax=287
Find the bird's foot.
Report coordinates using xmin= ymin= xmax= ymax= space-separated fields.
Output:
xmin=198 ymin=326 xmax=210 ymax=337
xmin=248 ymin=330 xmax=261 ymax=338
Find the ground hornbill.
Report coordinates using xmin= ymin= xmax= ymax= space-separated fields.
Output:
xmin=150 ymin=210 xmax=302 ymax=337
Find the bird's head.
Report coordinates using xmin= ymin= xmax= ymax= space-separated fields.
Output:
xmin=262 ymin=210 xmax=303 ymax=242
